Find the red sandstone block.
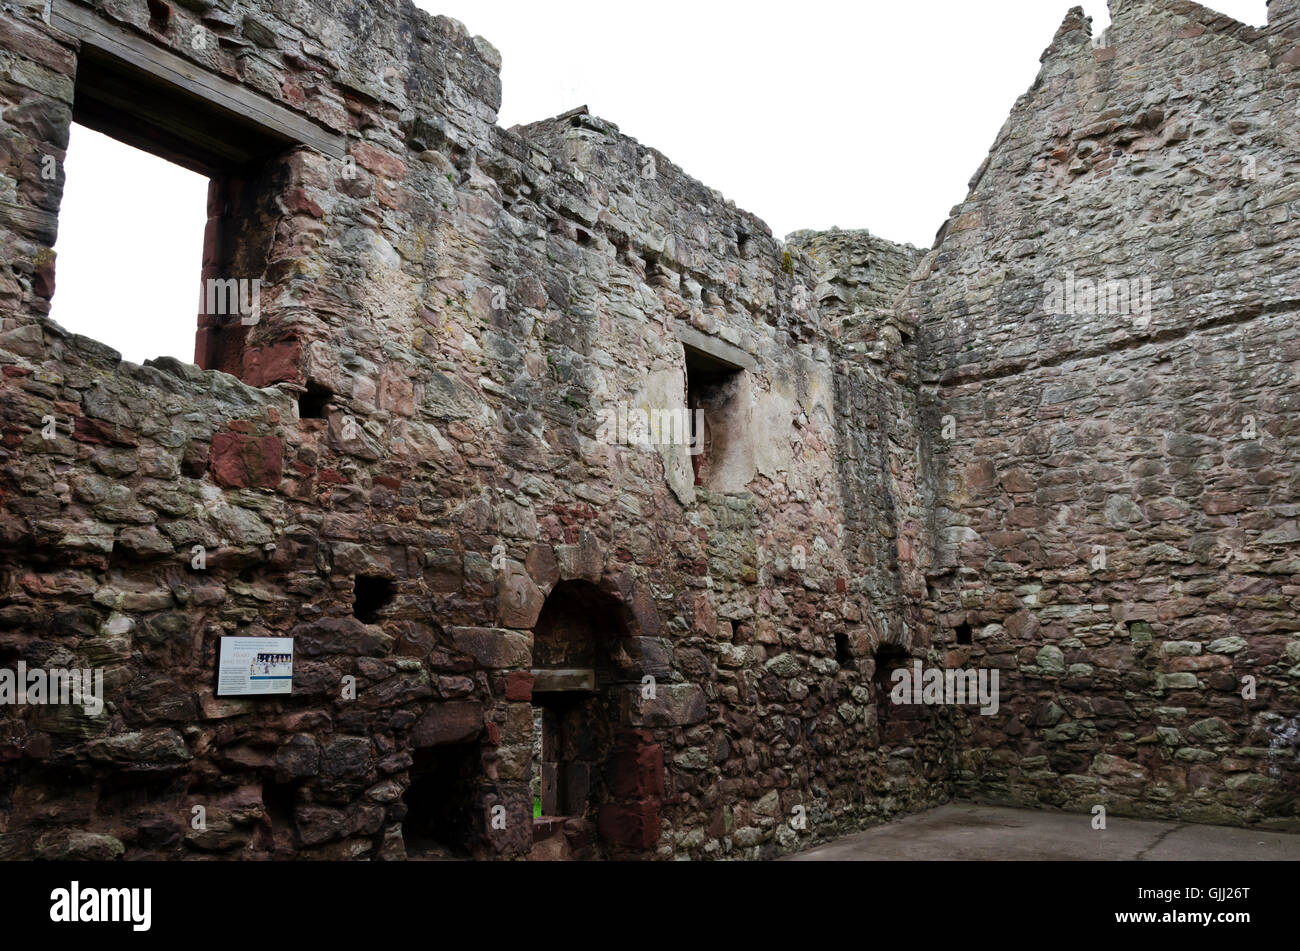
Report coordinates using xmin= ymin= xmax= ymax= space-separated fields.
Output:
xmin=285 ymin=187 xmax=324 ymax=218
xmin=73 ymin=416 xmax=137 ymax=447
xmin=598 ymin=800 xmax=660 ymax=851
xmin=410 ymin=701 xmax=484 ymax=747
xmin=34 ymin=254 xmax=54 ymax=300
xmin=209 ymin=433 xmax=283 ymax=489
xmin=0 ymin=16 xmax=75 ymax=75
xmin=605 ymin=742 xmax=664 ymax=799
xmin=351 ymin=142 xmax=406 ymax=180
xmin=504 ymin=671 xmax=534 ymax=701
xmin=242 ymin=338 xmax=303 ymax=388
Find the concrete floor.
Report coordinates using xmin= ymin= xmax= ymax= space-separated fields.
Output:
xmin=785 ymin=803 xmax=1300 ymax=861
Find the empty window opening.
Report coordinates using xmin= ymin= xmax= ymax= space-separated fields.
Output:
xmin=532 ymin=698 xmax=594 ymax=818
xmin=297 ymin=383 xmax=334 ymax=420
xmin=402 ymin=743 xmax=481 ymax=859
xmin=49 ymin=123 xmax=208 ymax=364
xmin=684 ymin=345 xmax=746 ymax=489
xmin=531 ymin=705 xmax=544 ymax=818
xmin=50 ymin=33 xmax=326 ymax=382
xmin=835 ymin=633 xmax=852 ymax=667
xmin=353 ymin=575 xmax=394 ymax=623
xmin=955 ymin=622 xmax=973 ymax=645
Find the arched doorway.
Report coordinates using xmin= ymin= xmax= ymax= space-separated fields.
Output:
xmin=529 ymin=579 xmax=662 ymax=858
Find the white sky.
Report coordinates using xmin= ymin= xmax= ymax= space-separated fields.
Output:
xmin=50 ymin=0 xmax=1269 ymax=364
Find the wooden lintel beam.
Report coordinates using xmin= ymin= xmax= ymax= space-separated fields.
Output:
xmin=530 ymin=668 xmax=596 ymax=693
xmin=51 ymin=0 xmax=346 ymax=161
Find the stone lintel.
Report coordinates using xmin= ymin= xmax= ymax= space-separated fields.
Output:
xmin=673 ymin=323 xmax=757 ymax=373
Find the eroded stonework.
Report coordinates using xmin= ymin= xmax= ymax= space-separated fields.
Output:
xmin=0 ymin=0 xmax=1293 ymax=860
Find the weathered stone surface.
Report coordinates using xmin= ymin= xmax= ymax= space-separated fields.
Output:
xmin=410 ymin=701 xmax=484 ymax=747
xmin=34 ymin=830 xmax=125 ymax=861
xmin=0 ymin=0 xmax=1293 ymax=863
xmin=85 ymin=729 xmax=191 ymax=770
xmin=632 ymin=684 xmax=707 ymax=727
xmin=273 ymin=735 xmax=320 ymax=780
xmin=208 ymin=433 xmax=283 ymax=489
xmin=908 ymin=1 xmax=1300 ymax=827
xmin=450 ymin=628 xmax=531 ymax=669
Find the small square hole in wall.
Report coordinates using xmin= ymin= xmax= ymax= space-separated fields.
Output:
xmin=353 ymin=575 xmax=394 ymax=623
xmin=683 ymin=345 xmax=745 ymax=489
xmin=835 ymin=633 xmax=852 ymax=667
xmin=955 ymin=622 xmax=973 ymax=645
xmin=297 ymin=383 xmax=333 ymax=420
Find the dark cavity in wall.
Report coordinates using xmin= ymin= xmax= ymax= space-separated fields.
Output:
xmin=262 ymin=778 xmax=299 ymax=851
xmin=146 ymin=0 xmax=170 ymax=33
xmin=835 ymin=633 xmax=852 ymax=667
xmin=872 ymin=643 xmax=912 ymax=743
xmin=297 ymin=383 xmax=333 ymax=420
xmin=353 ymin=576 xmax=394 ymax=623
xmin=684 ymin=344 xmax=745 ymax=488
xmin=402 ymin=743 xmax=481 ymax=859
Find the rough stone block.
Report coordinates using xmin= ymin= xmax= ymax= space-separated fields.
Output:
xmin=410 ymin=701 xmax=484 ymax=747
xmin=208 ymin=432 xmax=283 ymax=489
xmin=598 ymin=800 xmax=661 ymax=851
xmin=450 ymin=627 xmax=532 ymax=669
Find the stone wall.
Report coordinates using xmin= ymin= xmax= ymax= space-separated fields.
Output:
xmin=0 ymin=0 xmax=1295 ymax=862
xmin=0 ymin=0 xmax=938 ymax=860
xmin=906 ymin=0 xmax=1300 ymax=828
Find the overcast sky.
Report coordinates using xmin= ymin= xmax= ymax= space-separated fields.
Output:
xmin=49 ymin=0 xmax=1269 ymax=364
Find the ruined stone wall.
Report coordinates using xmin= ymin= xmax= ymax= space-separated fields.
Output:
xmin=788 ymin=228 xmax=929 ymax=641
xmin=504 ymin=115 xmax=952 ymax=853
xmin=0 ymin=0 xmax=936 ymax=860
xmin=4 ymin=0 xmax=1291 ymax=863
xmin=787 ymin=227 xmax=956 ymax=822
xmin=907 ymin=0 xmax=1300 ymax=828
